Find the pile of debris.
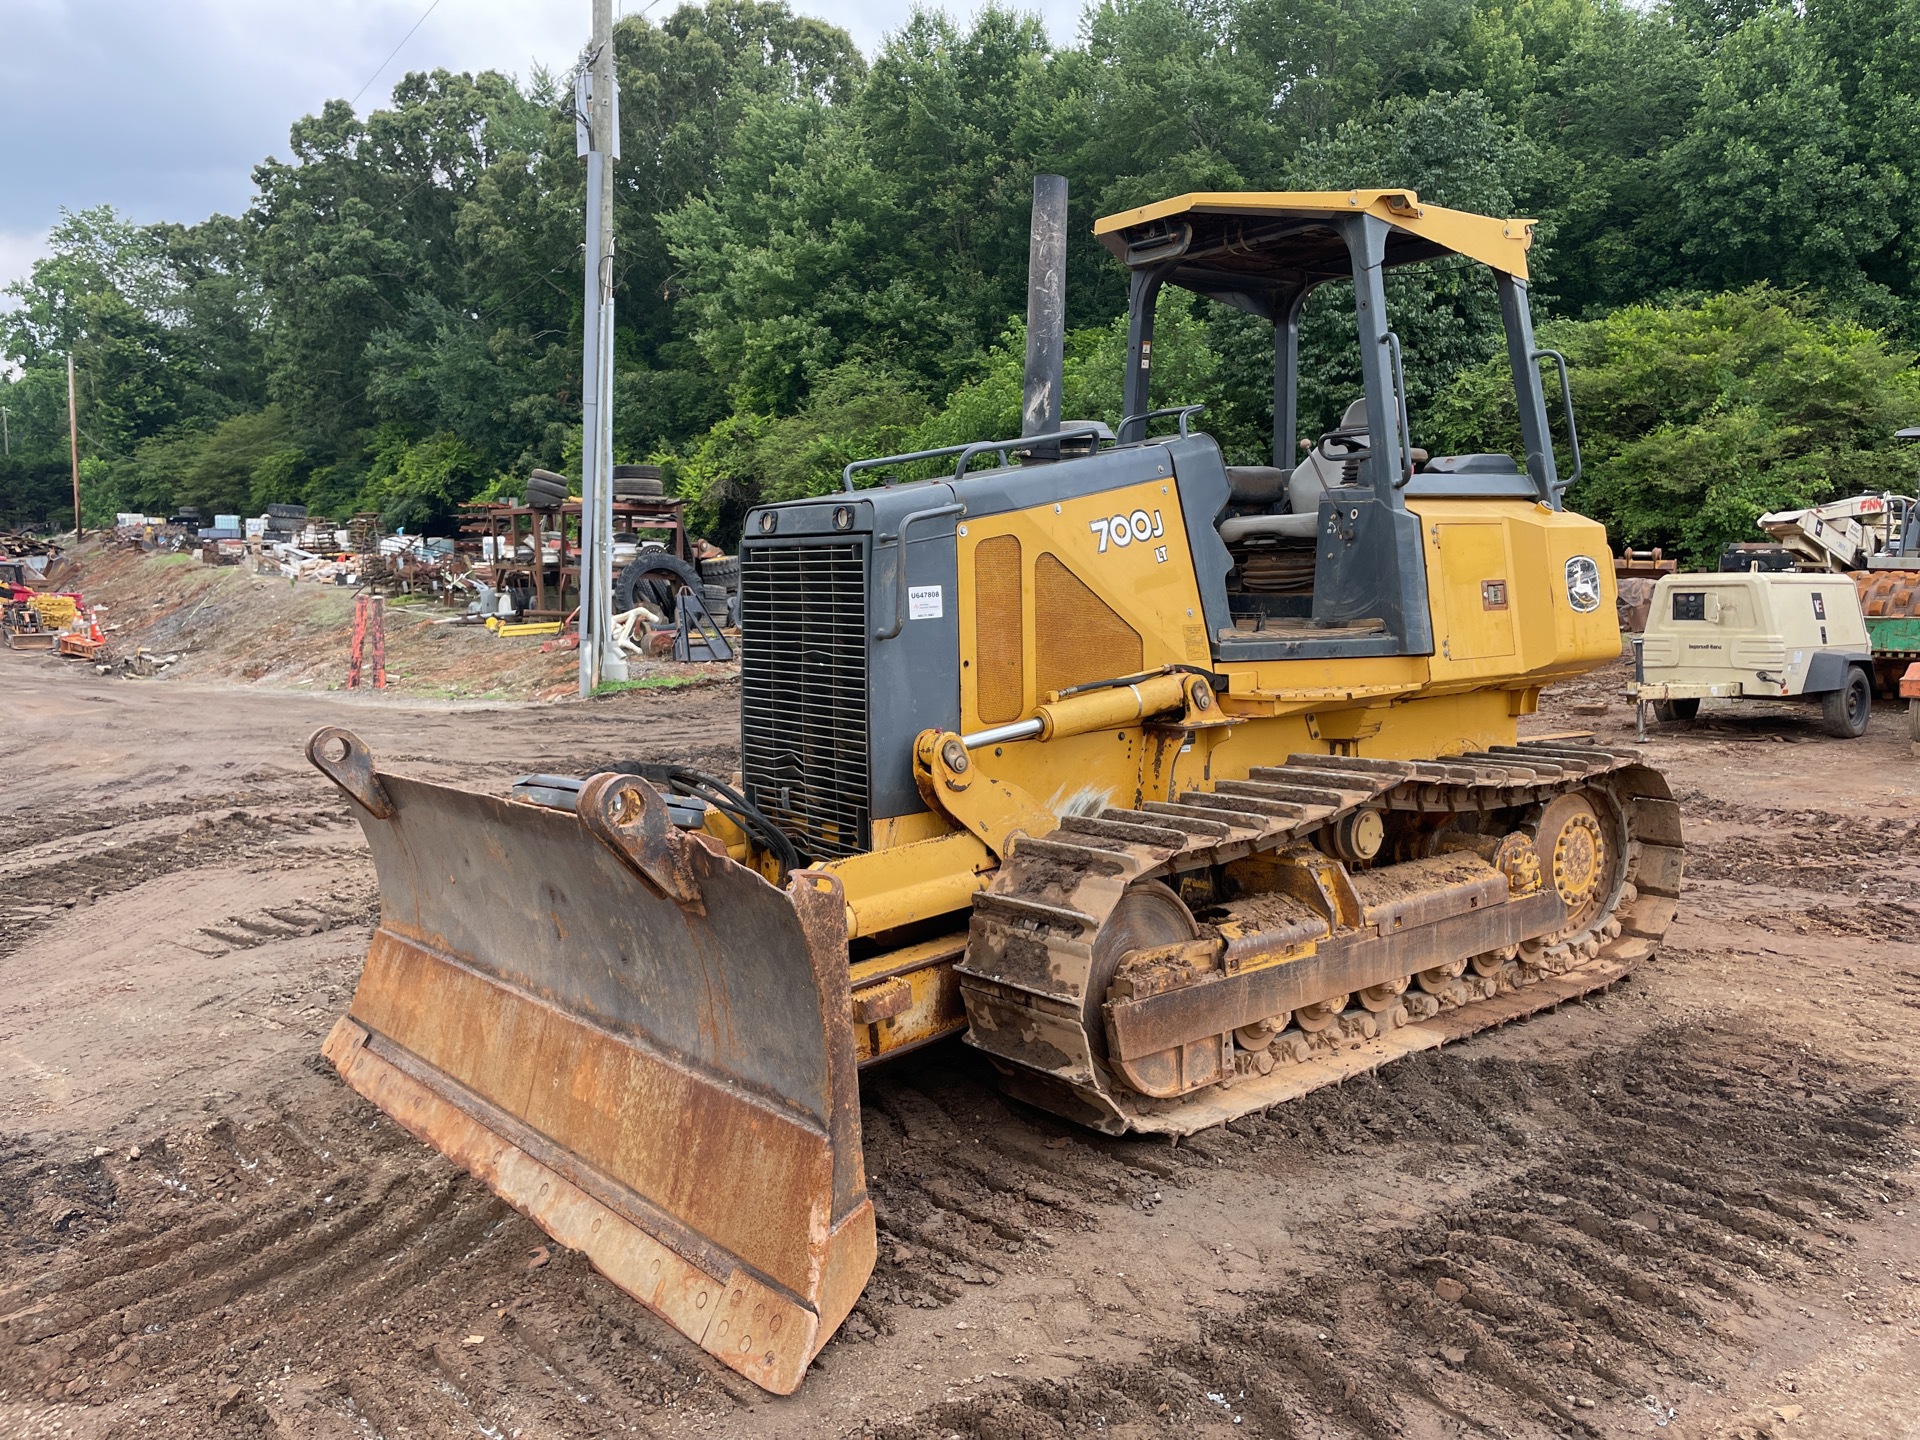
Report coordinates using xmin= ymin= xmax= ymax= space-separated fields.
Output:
xmin=457 ymin=468 xmax=741 ymax=664
xmin=228 ymin=506 xmax=474 ymax=600
xmin=113 ymin=514 xmax=201 ymax=556
xmin=3 ymin=588 xmax=109 ymax=660
xmin=1 ymin=530 xmax=61 ymax=590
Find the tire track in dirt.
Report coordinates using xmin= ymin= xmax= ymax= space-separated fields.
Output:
xmin=1741 ymin=900 xmax=1920 ymax=945
xmin=14 ymin=1021 xmax=1900 ymax=1439
xmin=870 ymin=1024 xmax=1912 ymax=1440
xmin=0 ymin=792 xmax=262 ymax=856
xmin=0 ymin=1087 xmax=747 ymax=1436
xmin=186 ymin=883 xmax=378 ymax=957
xmin=0 ymin=805 xmax=352 ymax=963
xmin=1670 ymin=793 xmax=1920 ymax=898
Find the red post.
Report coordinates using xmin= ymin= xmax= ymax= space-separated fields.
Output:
xmin=370 ymin=595 xmax=387 ymax=690
xmin=348 ymin=594 xmax=367 ymax=688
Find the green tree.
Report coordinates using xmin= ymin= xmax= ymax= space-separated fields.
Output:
xmin=1661 ymin=12 xmax=1902 ymax=322
xmin=1428 ymin=286 xmax=1920 ymax=562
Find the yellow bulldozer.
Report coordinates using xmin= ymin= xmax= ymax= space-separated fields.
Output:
xmin=307 ymin=188 xmax=1681 ymax=1395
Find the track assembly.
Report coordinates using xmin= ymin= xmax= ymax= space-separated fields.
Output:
xmin=958 ymin=741 xmax=1680 ymax=1134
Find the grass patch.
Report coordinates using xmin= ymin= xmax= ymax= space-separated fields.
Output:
xmin=152 ymin=554 xmax=198 ymax=566
xmin=593 ymin=674 xmax=701 ymax=696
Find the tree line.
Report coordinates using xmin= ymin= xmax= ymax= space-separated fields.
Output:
xmin=4 ymin=0 xmax=1920 ymax=562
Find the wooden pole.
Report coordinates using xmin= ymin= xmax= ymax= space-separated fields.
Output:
xmin=67 ymin=354 xmax=82 ymax=537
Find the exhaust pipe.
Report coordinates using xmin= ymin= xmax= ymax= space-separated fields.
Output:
xmin=1021 ymin=173 xmax=1068 ymax=457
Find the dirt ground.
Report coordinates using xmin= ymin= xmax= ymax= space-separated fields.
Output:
xmin=1 ymin=646 xmax=1916 ymax=1440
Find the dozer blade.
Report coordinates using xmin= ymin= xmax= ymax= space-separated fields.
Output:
xmin=306 ymin=727 xmax=872 ymax=1395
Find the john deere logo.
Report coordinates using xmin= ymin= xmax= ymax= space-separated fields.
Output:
xmin=1565 ymin=555 xmax=1602 ymax=613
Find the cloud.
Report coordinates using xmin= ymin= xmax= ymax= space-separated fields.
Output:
xmin=0 ymin=0 xmax=1083 ymax=293
xmin=0 ymin=0 xmax=584 ymax=237
xmin=0 ymin=230 xmax=52 ymax=299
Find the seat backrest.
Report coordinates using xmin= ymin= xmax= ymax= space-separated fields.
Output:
xmin=1223 ymin=465 xmax=1290 ymax=506
xmin=1289 ymin=398 xmax=1368 ymax=516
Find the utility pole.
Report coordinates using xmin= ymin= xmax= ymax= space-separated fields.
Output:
xmin=1 ymin=406 xmax=11 ymax=455
xmin=67 ymin=354 xmax=82 ymax=538
xmin=575 ymin=0 xmax=623 ymax=695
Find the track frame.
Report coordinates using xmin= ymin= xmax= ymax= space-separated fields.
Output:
xmin=957 ymin=741 xmax=1681 ymax=1135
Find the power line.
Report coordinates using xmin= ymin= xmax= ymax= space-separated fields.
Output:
xmin=352 ymin=0 xmax=447 ymax=107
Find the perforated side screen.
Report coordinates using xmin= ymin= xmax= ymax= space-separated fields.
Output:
xmin=1034 ymin=552 xmax=1143 ymax=697
xmin=973 ymin=535 xmax=1024 ymax=724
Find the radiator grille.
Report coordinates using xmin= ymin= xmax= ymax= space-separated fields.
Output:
xmin=740 ymin=538 xmax=871 ymax=859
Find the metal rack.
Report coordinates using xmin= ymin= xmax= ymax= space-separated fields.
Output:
xmin=459 ymin=497 xmax=690 ymax=618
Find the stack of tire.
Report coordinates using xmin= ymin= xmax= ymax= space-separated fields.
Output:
xmin=697 ymin=553 xmax=738 ymax=622
xmin=612 ymin=463 xmax=665 ymax=502
xmin=525 ymin=469 xmax=570 ymax=510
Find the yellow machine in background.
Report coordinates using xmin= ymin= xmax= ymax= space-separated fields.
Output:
xmin=308 ymin=189 xmax=1681 ymax=1393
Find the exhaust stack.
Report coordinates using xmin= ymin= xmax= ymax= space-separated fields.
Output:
xmin=1021 ymin=173 xmax=1068 ymax=453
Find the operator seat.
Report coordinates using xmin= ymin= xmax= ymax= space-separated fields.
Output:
xmin=1220 ymin=399 xmax=1371 ymax=543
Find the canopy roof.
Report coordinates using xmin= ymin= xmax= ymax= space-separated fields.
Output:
xmin=1093 ymin=190 xmax=1535 ymax=317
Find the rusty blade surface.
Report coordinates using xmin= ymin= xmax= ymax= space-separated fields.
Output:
xmin=309 ymin=728 xmax=873 ymax=1395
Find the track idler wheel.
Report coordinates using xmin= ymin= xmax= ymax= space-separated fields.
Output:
xmin=1096 ymin=883 xmax=1235 ymax=1099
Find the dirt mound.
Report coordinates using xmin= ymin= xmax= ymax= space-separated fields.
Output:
xmin=41 ymin=541 xmax=736 ymax=702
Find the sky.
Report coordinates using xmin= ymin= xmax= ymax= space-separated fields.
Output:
xmin=0 ymin=0 xmax=1083 ymax=297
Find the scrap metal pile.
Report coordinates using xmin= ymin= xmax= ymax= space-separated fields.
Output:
xmin=460 ymin=467 xmax=739 ymax=661
xmin=1 ymin=530 xmax=62 ymax=591
xmin=2 ymin=588 xmax=109 ymax=660
xmin=89 ymin=473 xmax=745 ymax=678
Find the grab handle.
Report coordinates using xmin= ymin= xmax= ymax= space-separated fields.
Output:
xmin=874 ymin=502 xmax=964 ymax=641
xmin=1532 ymin=348 xmax=1582 ymax=494
xmin=1387 ymin=332 xmax=1414 ymax=488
